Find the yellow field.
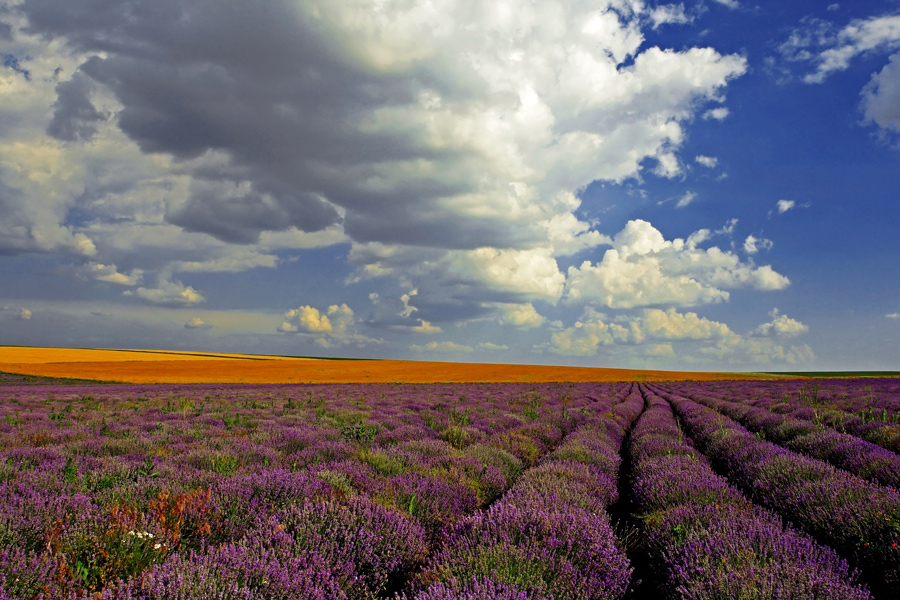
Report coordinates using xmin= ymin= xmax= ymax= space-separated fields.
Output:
xmin=0 ymin=346 xmax=777 ymax=384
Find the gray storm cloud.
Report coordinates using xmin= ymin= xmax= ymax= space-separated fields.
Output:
xmin=3 ymin=0 xmax=769 ymax=323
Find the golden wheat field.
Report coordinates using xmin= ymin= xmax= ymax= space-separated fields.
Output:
xmin=0 ymin=346 xmax=777 ymax=384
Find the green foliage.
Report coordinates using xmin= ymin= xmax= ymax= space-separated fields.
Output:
xmin=360 ymin=450 xmax=406 ymax=476
xmin=442 ymin=425 xmax=469 ymax=449
xmin=341 ymin=420 xmax=379 ymax=443
xmin=209 ymin=453 xmax=240 ymax=476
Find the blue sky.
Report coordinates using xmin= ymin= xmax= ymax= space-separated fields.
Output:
xmin=1 ymin=0 xmax=899 ymax=371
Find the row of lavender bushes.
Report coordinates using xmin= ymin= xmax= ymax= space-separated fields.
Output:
xmin=657 ymin=386 xmax=900 ymax=597
xmin=670 ymin=384 xmax=900 ymax=489
xmin=753 ymin=385 xmax=900 ymax=456
xmin=630 ymin=387 xmax=871 ymax=598
xmin=405 ymin=390 xmax=644 ymax=599
xmin=669 ymin=379 xmax=900 ymax=455
xmin=0 ymin=382 xmax=616 ymax=599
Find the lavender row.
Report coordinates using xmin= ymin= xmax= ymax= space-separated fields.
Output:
xmin=664 ymin=384 xmax=900 ymax=489
xmin=713 ymin=378 xmax=900 ymax=416
xmin=666 ymin=379 xmax=900 ymax=454
xmin=630 ymin=387 xmax=871 ymax=599
xmin=659 ymin=389 xmax=900 ymax=596
xmin=0 ymin=383 xmax=616 ymax=599
xmin=405 ymin=392 xmax=644 ymax=599
xmin=754 ymin=392 xmax=900 ymax=456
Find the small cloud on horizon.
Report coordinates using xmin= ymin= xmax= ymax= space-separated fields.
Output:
xmin=185 ymin=317 xmax=213 ymax=330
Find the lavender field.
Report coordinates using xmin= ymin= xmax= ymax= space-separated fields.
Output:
xmin=0 ymin=377 xmax=898 ymax=599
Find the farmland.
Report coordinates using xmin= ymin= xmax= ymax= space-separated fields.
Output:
xmin=0 ymin=374 xmax=898 ymax=599
xmin=0 ymin=346 xmax=772 ymax=384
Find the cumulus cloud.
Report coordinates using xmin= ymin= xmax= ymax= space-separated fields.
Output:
xmin=289 ymin=305 xmax=351 ymax=334
xmin=500 ymin=303 xmax=546 ymax=329
xmin=565 ymin=219 xmax=789 ymax=309
xmin=646 ymin=343 xmax=675 ymax=357
xmin=277 ymin=321 xmax=298 ymax=333
xmin=703 ymin=107 xmax=730 ymax=120
xmin=280 ymin=303 xmax=379 ymax=347
xmin=550 ymin=317 xmax=619 ymax=356
xmin=410 ymin=320 xmax=442 ymax=334
xmin=699 ymin=338 xmax=816 ymax=365
xmin=81 ymin=262 xmax=142 ymax=286
xmin=777 ymin=199 xmax=795 ymax=214
xmin=862 ymin=51 xmax=900 ymax=136
xmin=695 ymin=155 xmax=718 ymax=168
xmin=184 ymin=317 xmax=213 ymax=330
xmin=743 ymin=234 xmax=773 ymax=255
xmin=713 ymin=0 xmax=740 ymax=9
xmin=641 ymin=307 xmax=736 ymax=341
xmin=410 ymin=340 xmax=474 ymax=353
xmin=478 ymin=342 xmax=509 ymax=351
xmin=755 ymin=308 xmax=809 ymax=336
xmin=548 ymin=307 xmax=739 ymax=356
xmin=887 ymin=313 xmax=900 ymax=319
xmin=1 ymin=306 xmax=32 ymax=320
xmin=124 ymin=279 xmax=204 ymax=306
xmin=546 ymin=306 xmax=813 ymax=365
xmin=3 ymin=0 xmax=748 ymax=323
xmin=649 ymin=4 xmax=692 ymax=29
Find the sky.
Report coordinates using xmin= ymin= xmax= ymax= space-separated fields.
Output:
xmin=1 ymin=0 xmax=899 ymax=372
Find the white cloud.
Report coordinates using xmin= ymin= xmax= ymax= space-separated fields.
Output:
xmin=184 ymin=317 xmax=213 ymax=330
xmin=887 ymin=313 xmax=900 ymax=319
xmin=124 ymin=279 xmax=205 ymax=306
xmin=277 ymin=321 xmax=298 ymax=333
xmin=777 ymin=199 xmax=796 ymax=214
xmin=713 ymin=0 xmax=740 ymax=9
xmin=646 ymin=343 xmax=676 ymax=357
xmin=500 ymin=303 xmax=546 ymax=329
xmin=780 ymin=13 xmax=900 ymax=84
xmin=716 ymin=218 xmax=738 ymax=235
xmin=280 ymin=303 xmax=380 ymax=347
xmin=447 ymin=247 xmax=566 ymax=303
xmin=550 ymin=313 xmax=620 ymax=356
xmin=695 ymin=155 xmax=718 ymax=168
xmin=642 ymin=307 xmax=737 ymax=340
xmin=703 ymin=107 xmax=730 ymax=120
xmin=675 ymin=191 xmax=697 ymax=208
xmin=549 ymin=307 xmax=736 ymax=356
xmin=171 ymin=252 xmax=278 ymax=274
xmin=546 ymin=306 xmax=813 ymax=366
xmin=565 ymin=219 xmax=789 ymax=308
xmin=399 ymin=289 xmax=419 ymax=318
xmin=81 ymin=263 xmax=142 ymax=286
xmin=1 ymin=306 xmax=33 ymax=321
xmin=410 ymin=320 xmax=443 ymax=334
xmin=649 ymin=4 xmax=692 ymax=30
xmin=743 ymin=234 xmax=773 ymax=255
xmin=286 ymin=304 xmax=351 ymax=334
xmin=862 ymin=51 xmax=900 ymax=136
xmin=755 ymin=308 xmax=809 ymax=336
xmin=478 ymin=342 xmax=509 ymax=351
xmin=699 ymin=338 xmax=816 ymax=365
xmin=410 ymin=340 xmax=474 ymax=353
